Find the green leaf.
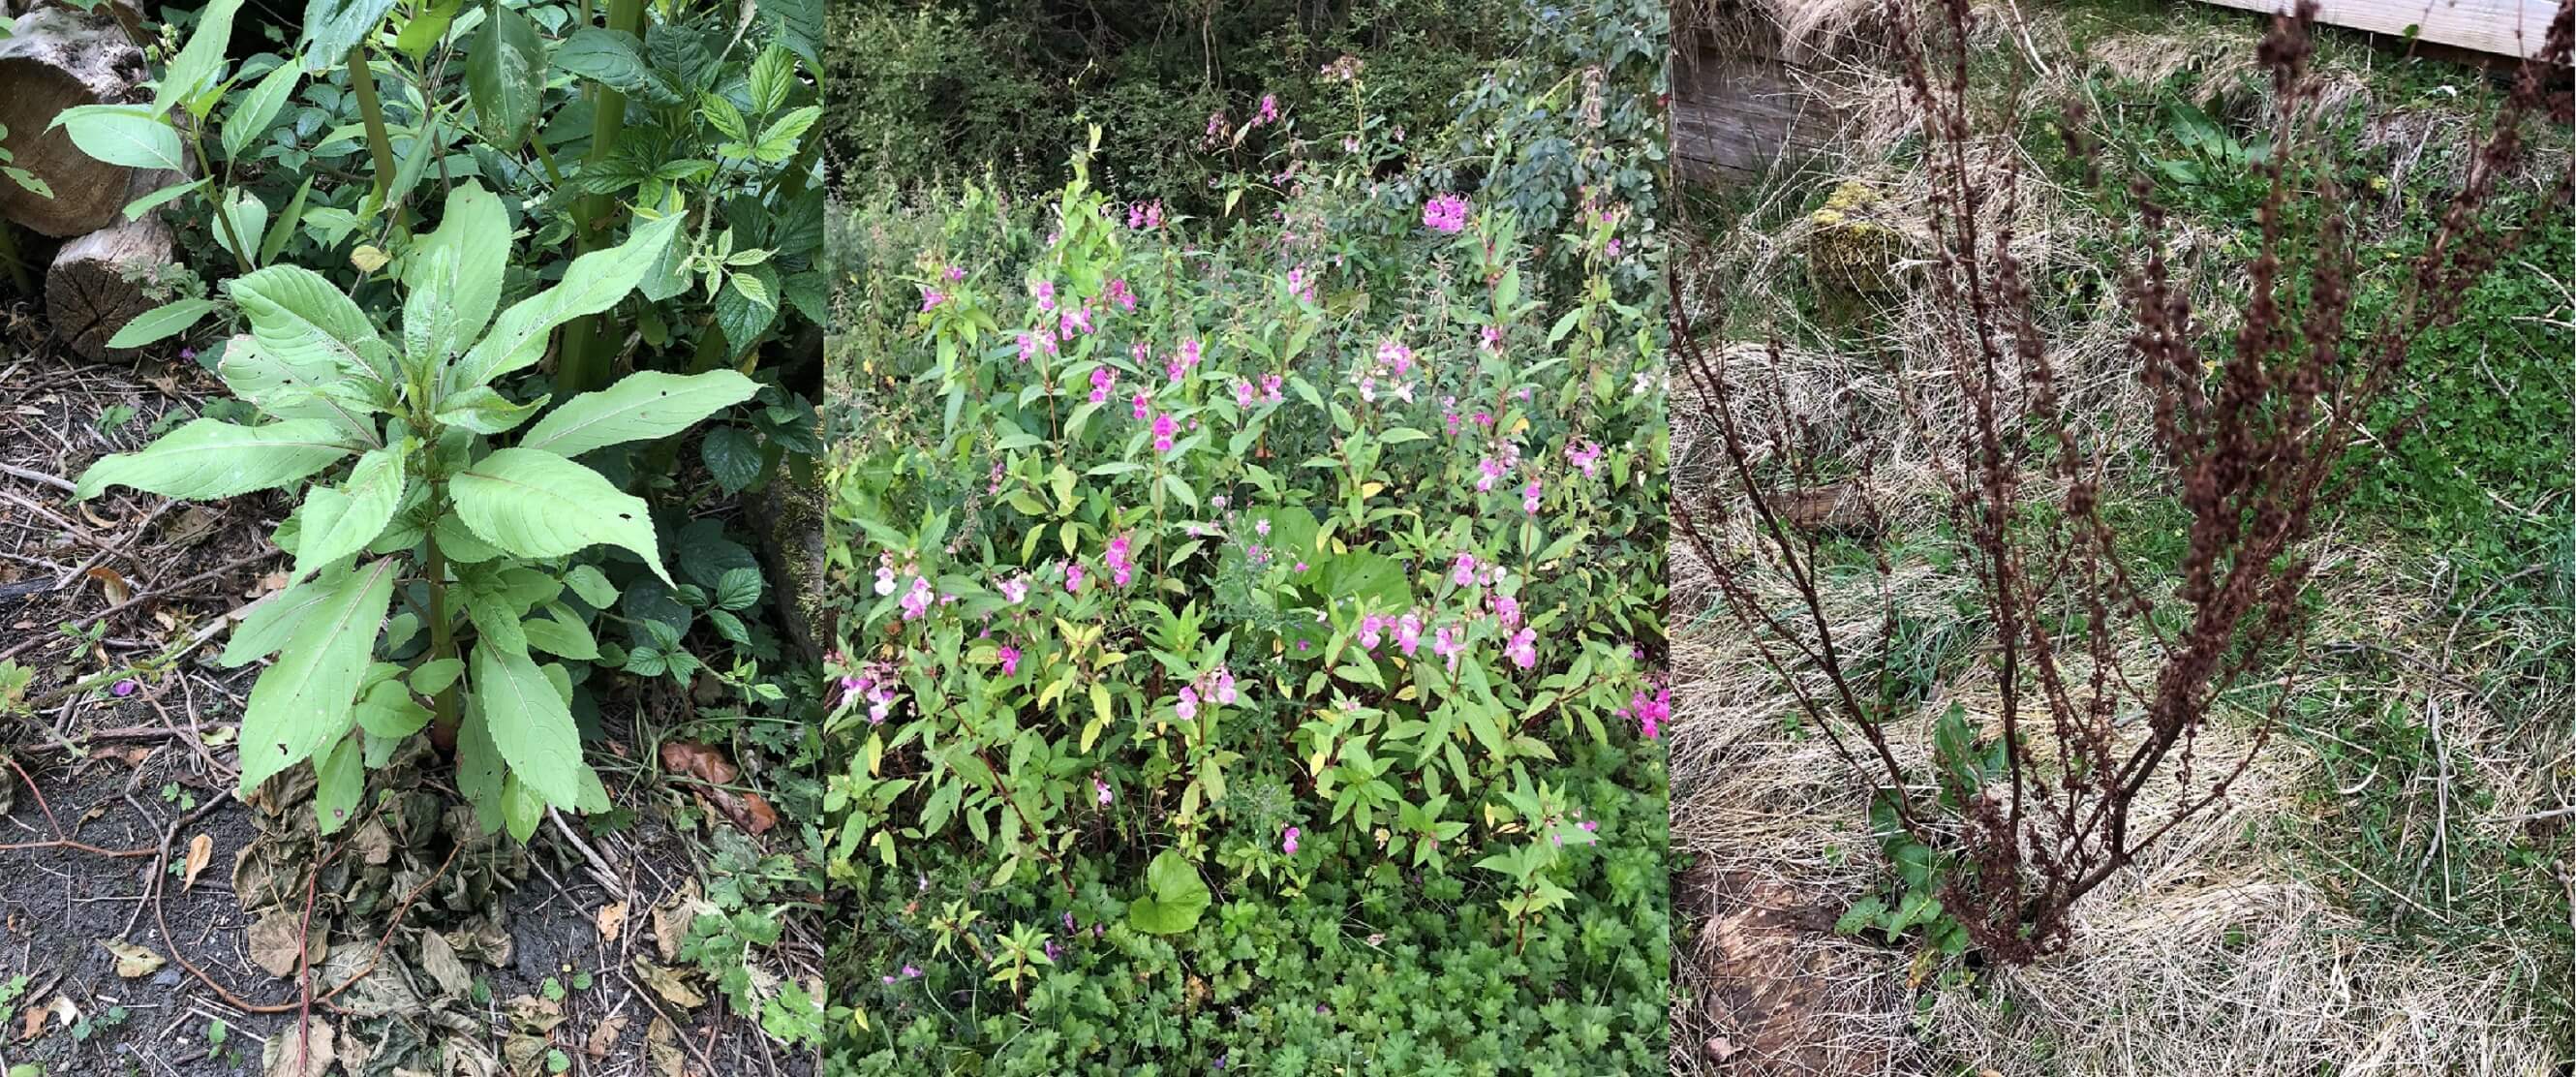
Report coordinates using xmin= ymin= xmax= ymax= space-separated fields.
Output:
xmin=393 ymin=0 xmax=462 ymax=56
xmin=450 ymin=448 xmax=669 ymax=584
xmin=446 ymin=211 xmax=685 ymax=392
xmin=211 ymin=188 xmax=271 ymax=264
xmin=434 ymin=385 xmax=547 ymax=434
xmin=561 ymin=565 xmax=618 ymax=609
xmin=354 ymin=677 xmax=430 ymax=737
xmin=409 ymin=182 xmax=511 ymax=348
xmin=522 ymin=606 xmax=598 ymax=661
xmin=301 ymin=0 xmax=401 ymax=72
xmin=75 ymin=418 xmax=355 ymax=502
xmin=292 ymin=446 xmax=406 ymax=581
xmin=228 ymin=265 xmax=397 ymax=389
xmin=51 ymin=106 xmax=186 ymax=171
xmin=236 ymin=558 xmax=396 ymax=793
xmin=519 ymin=370 xmax=759 ymax=458
xmin=261 ymin=175 xmax=313 ymax=269
xmin=1126 ymin=849 xmax=1211 ymax=935
xmin=408 ymin=658 xmax=464 ymax=695
xmin=465 ymin=3 xmax=545 ymax=148
xmin=105 ymin=299 xmax=220 ymax=350
xmin=124 ymin=178 xmax=208 ymax=221
xmin=552 ymin=27 xmax=675 ymax=104
xmin=223 ymin=51 xmax=302 ymax=162
xmin=471 ymin=641 xmax=587 ymax=808
xmin=215 ymin=336 xmax=382 ymax=440
xmin=313 ymin=732 xmax=364 ymax=834
xmin=699 ymin=425 xmax=761 ymax=493
xmin=222 ymin=574 xmax=346 ymax=667
xmin=501 ymin=773 xmax=544 ymax=842
xmin=159 ymin=0 xmax=247 ymax=114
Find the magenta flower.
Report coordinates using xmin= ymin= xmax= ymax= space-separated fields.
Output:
xmin=1066 ymin=562 xmax=1085 ymax=594
xmin=111 ymin=679 xmax=138 ymax=697
xmin=1422 ymin=193 xmax=1471 ymax=233
xmin=1451 ymin=553 xmax=1477 ymax=588
xmin=1282 ymin=826 xmax=1300 ymax=854
xmin=1358 ymin=614 xmax=1386 ymax=651
xmin=1505 ymin=628 xmax=1536 ymax=670
xmin=1131 ymin=389 xmax=1150 ymax=420
xmin=1567 ymin=441 xmax=1604 ymax=477
xmin=1395 ymin=613 xmax=1424 ymax=656
xmin=999 ymin=576 xmax=1029 ymax=604
xmin=1089 ymin=366 xmax=1116 ymax=405
xmin=1151 ymin=413 xmax=1178 ymax=453
xmin=1095 ymin=777 xmax=1114 ymax=806
xmin=1105 ymin=534 xmax=1136 ymax=588
xmin=1031 ymin=279 xmax=1057 ymax=313
xmin=1256 ymin=93 xmax=1280 ymax=125
xmin=898 ymin=576 xmax=934 ymax=621
xmin=1522 ymin=479 xmax=1542 ymax=515
xmin=1105 ymin=278 xmax=1136 ymax=312
xmin=997 ymin=645 xmax=1022 ymax=676
xmin=919 ymin=289 xmax=945 ymax=311
xmin=1213 ymin=668 xmax=1238 ymax=705
xmin=1176 ymin=686 xmax=1199 ymax=722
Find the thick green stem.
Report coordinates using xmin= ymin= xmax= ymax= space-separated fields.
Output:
xmin=555 ymin=0 xmax=648 ymax=394
xmin=425 ymin=496 xmax=459 ymax=735
xmin=347 ymin=46 xmax=398 ymax=208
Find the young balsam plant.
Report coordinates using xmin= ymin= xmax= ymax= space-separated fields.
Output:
xmin=74 ymin=184 xmax=759 ymax=840
xmin=1673 ymin=0 xmax=2573 ymax=962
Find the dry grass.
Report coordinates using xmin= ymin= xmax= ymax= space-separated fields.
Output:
xmin=1670 ymin=2 xmax=2573 ymax=1072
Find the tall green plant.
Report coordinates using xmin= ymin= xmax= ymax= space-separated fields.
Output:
xmin=73 ymin=185 xmax=757 ymax=839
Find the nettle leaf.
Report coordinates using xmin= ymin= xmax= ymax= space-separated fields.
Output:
xmin=75 ymin=418 xmax=356 ymax=502
xmin=471 ymin=641 xmax=588 ymax=809
xmin=292 ymin=446 xmax=406 ymax=581
xmin=1126 ymin=848 xmax=1211 ymax=935
xmin=301 ymin=0 xmax=401 ymax=72
xmin=450 ymin=448 xmax=670 ymax=584
xmin=553 ymin=27 xmax=677 ymax=105
xmin=518 ymin=370 xmax=760 ymax=458
xmin=409 ymin=182 xmax=511 ymax=346
xmin=237 ymin=558 xmax=396 ymax=793
xmin=698 ymin=425 xmax=761 ymax=493
xmin=466 ymin=3 xmax=545 ymax=148
xmin=229 ymin=265 xmax=398 ymax=390
xmin=446 ymin=211 xmax=685 ymax=391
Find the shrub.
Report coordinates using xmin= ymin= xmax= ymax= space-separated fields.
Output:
xmin=823 ymin=63 xmax=1667 ymax=1066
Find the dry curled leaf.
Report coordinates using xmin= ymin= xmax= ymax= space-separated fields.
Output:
xmin=585 ymin=1014 xmax=630 ymax=1060
xmin=631 ymin=957 xmax=706 ymax=1009
xmin=247 ymin=911 xmax=326 ymax=979
xmin=99 ymin=939 xmax=165 ymax=977
xmin=658 ymin=741 xmax=738 ymax=785
xmin=84 ymin=566 xmax=130 ymax=605
xmin=182 ymin=833 xmax=212 ymax=891
xmin=596 ymin=900 xmax=628 ymax=942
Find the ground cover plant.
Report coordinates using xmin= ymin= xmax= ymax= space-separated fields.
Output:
xmin=0 ymin=0 xmax=829 ymax=1069
xmin=1665 ymin=0 xmax=2574 ymax=1072
xmin=822 ymin=2 xmax=1670 ymax=1067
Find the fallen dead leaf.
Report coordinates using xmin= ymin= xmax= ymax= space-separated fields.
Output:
xmin=99 ymin=939 xmax=166 ymax=978
xmin=247 ymin=911 xmax=326 ymax=979
xmin=182 ymin=833 xmax=212 ymax=891
xmin=261 ymin=1020 xmax=335 ymax=1077
xmin=85 ymin=566 xmax=131 ymax=606
xmin=659 ymin=741 xmax=739 ymax=785
xmin=645 ymin=1016 xmax=686 ymax=1077
xmin=596 ymin=900 xmax=628 ymax=942
xmin=631 ymin=957 xmax=706 ymax=1009
xmin=418 ymin=930 xmax=474 ymax=998
xmin=585 ymin=1014 xmax=630 ymax=1059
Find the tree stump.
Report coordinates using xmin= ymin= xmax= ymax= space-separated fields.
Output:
xmin=0 ymin=7 xmax=150 ymax=237
xmin=46 ymin=204 xmax=174 ymax=360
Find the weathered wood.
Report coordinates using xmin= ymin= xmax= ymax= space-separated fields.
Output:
xmin=0 ymin=8 xmax=149 ymax=237
xmin=46 ymin=203 xmax=174 ymax=360
xmin=1673 ymin=47 xmax=1847 ymax=187
xmin=2196 ymin=0 xmax=2561 ymax=57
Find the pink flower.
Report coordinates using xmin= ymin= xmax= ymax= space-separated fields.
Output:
xmin=1176 ymin=686 xmax=1199 ymax=722
xmin=999 ymin=575 xmax=1029 ymax=604
xmin=1105 ymin=278 xmax=1136 ymax=312
xmin=1282 ymin=826 xmax=1300 ymax=854
xmin=1031 ymin=279 xmax=1057 ymax=313
xmin=1475 ymin=457 xmax=1506 ymax=493
xmin=1358 ymin=614 xmax=1386 ymax=650
xmin=1567 ymin=441 xmax=1603 ymax=477
xmin=1451 ymin=553 xmax=1477 ymax=588
xmin=1260 ymin=374 xmax=1284 ymax=402
xmin=1059 ymin=305 xmax=1093 ymax=338
xmin=1628 ymin=686 xmax=1670 ymax=739
xmin=1105 ymin=534 xmax=1136 ymax=588
xmin=1505 ymin=628 xmax=1536 ymax=670
xmin=1422 ymin=193 xmax=1471 ymax=233
xmin=1522 ymin=479 xmax=1542 ymax=514
xmin=1256 ymin=94 xmax=1279 ymax=125
xmin=945 ymin=265 xmax=966 ymax=282
xmin=1066 ymin=562 xmax=1085 ymax=594
xmin=997 ymin=645 xmax=1022 ymax=676
xmin=1151 ymin=413 xmax=1178 ymax=453
xmin=898 ymin=576 xmax=934 ymax=621
xmin=1095 ymin=777 xmax=1114 ymax=806
xmin=1235 ymin=381 xmax=1257 ymax=408
xmin=1431 ymin=624 xmax=1465 ymax=672
xmin=1213 ymin=668 xmax=1238 ymax=705
xmin=1395 ymin=613 xmax=1423 ymax=656
xmin=919 ymin=289 xmax=945 ymax=311
xmin=1089 ymin=366 xmax=1116 ymax=405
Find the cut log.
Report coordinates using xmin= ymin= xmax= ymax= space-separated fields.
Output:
xmin=47 ymin=208 xmax=175 ymax=360
xmin=0 ymin=8 xmax=149 ymax=237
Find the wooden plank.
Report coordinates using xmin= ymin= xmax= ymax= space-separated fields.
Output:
xmin=2195 ymin=0 xmax=2561 ymax=57
xmin=1672 ymin=50 xmax=1848 ymax=186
